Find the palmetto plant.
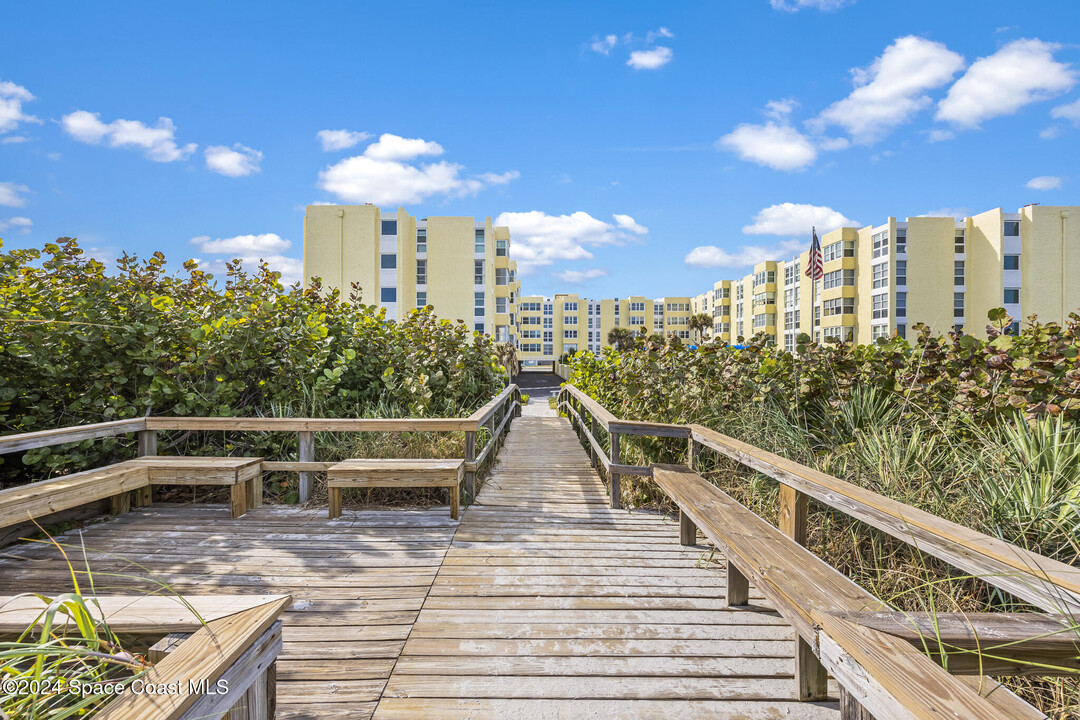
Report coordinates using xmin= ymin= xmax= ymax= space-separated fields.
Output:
xmin=688 ymin=313 xmax=713 ymax=344
xmin=607 ymin=327 xmax=636 ymax=352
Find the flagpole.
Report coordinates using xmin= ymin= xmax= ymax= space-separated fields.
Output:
xmin=810 ymin=226 xmax=816 ymax=344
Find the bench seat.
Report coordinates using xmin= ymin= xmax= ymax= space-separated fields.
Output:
xmin=326 ymin=459 xmax=465 ymax=520
xmin=0 ymin=461 xmax=150 ymax=531
xmin=128 ymin=456 xmax=263 ymax=517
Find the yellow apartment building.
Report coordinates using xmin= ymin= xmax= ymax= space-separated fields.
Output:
xmin=517 ymin=294 xmax=697 ymax=365
xmin=303 ymin=205 xmax=520 ymax=344
xmin=695 ymin=205 xmax=1080 ymax=349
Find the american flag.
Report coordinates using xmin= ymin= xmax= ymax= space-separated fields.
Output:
xmin=804 ymin=227 xmax=823 ymax=280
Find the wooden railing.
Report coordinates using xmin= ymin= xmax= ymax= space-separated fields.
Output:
xmin=1 ymin=384 xmax=520 ymax=504
xmin=558 ymin=383 xmax=1078 ymax=720
xmin=0 ymin=594 xmax=290 ymax=720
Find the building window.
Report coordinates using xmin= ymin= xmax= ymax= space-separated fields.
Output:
xmin=564 ymin=301 xmax=578 ymax=311
xmin=564 ymin=330 xmax=578 ymax=339
xmin=667 ymin=316 xmax=688 ymax=326
xmin=752 ymin=270 xmax=776 ymax=286
xmin=954 ymin=230 xmax=965 ymax=254
xmin=521 ymin=316 xmax=540 ymax=326
xmin=416 ymin=228 xmax=426 ymax=254
xmin=543 ymin=330 xmax=553 ymax=342
xmin=813 ymin=305 xmax=820 ymax=327
xmin=954 ymin=292 xmax=965 ymax=318
xmin=872 ymin=262 xmax=889 ymax=289
xmin=380 ymin=253 xmax=397 ymax=269
xmin=896 ymin=260 xmax=906 ymax=286
xmin=416 ymin=259 xmax=427 ymax=285
xmin=563 ymin=315 xmax=578 ymax=325
xmin=896 ymin=292 xmax=906 ymax=318
xmin=543 ymin=317 xmax=552 ymax=329
xmin=474 ymin=292 xmax=485 ymax=316
xmin=872 ymin=294 xmax=888 ymax=320
xmin=823 ymin=240 xmax=855 ymax=262
xmin=474 ymin=322 xmax=485 ymax=333
xmin=543 ymin=343 xmax=553 ymax=355
xmin=784 ymin=310 xmax=800 ymax=330
xmin=823 ymin=269 xmax=855 ymax=289
xmin=1007 ymin=321 xmax=1021 ymax=335
xmin=895 ymin=228 xmax=906 ymax=254
xmin=495 ymin=268 xmax=508 ymax=285
xmin=630 ymin=316 xmax=645 ymax=325
xmin=1004 ymin=221 xmax=1020 ymax=237
xmin=474 ymin=260 xmax=484 ymax=284
xmin=752 ymin=292 xmax=776 ymax=307
xmin=496 ymin=297 xmax=507 ymax=313
xmin=1004 ymin=254 xmax=1020 ymax=270
xmin=416 ymin=291 xmax=427 ymax=308
xmin=1004 ymin=288 xmax=1020 ymax=304
xmin=954 ymin=260 xmax=965 ymax=287
xmin=475 ymin=229 xmax=486 ymax=253
xmin=381 ymin=220 xmax=397 ymax=235
xmin=823 ymin=326 xmax=854 ymax=342
xmin=823 ymin=297 xmax=855 ymax=316
xmin=872 ymin=231 xmax=889 ymax=259
xmin=630 ymin=302 xmax=645 ymax=312
xmin=380 ymin=287 xmax=396 ymax=303
xmin=896 ymin=324 xmax=906 ymax=339
xmin=496 ymin=239 xmax=508 ymax=257
xmin=871 ymin=324 xmax=890 ymax=341
xmin=665 ymin=302 xmax=690 ymax=312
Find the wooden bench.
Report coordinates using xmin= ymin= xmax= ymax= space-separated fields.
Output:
xmin=0 ymin=461 xmax=151 ymax=532
xmin=651 ymin=464 xmax=1048 ymax=719
xmin=327 ymin=459 xmax=465 ymax=520
xmin=128 ymin=456 xmax=263 ymax=518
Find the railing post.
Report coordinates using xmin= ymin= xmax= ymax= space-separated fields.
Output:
xmin=687 ymin=436 xmax=701 ymax=471
xmin=609 ymin=431 xmax=621 ymax=509
xmin=134 ymin=428 xmax=157 ymax=507
xmin=778 ymin=482 xmax=827 ymax=701
xmin=464 ymin=430 xmax=476 ymax=503
xmin=298 ymin=431 xmax=314 ymax=503
xmin=839 ymin=686 xmax=876 ymax=720
xmin=726 ymin=560 xmax=749 ymax=606
xmin=679 ymin=508 xmax=697 ymax=545
xmin=589 ymin=414 xmax=598 ymax=465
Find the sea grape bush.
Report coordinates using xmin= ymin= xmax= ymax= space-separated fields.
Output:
xmin=569 ymin=312 xmax=1080 ymax=436
xmin=0 ymin=238 xmax=504 ymax=479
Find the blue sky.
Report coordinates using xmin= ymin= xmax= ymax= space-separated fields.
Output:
xmin=2 ymin=0 xmax=1079 ymax=298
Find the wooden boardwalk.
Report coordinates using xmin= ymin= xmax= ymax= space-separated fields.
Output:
xmin=0 ymin=414 xmax=839 ymax=718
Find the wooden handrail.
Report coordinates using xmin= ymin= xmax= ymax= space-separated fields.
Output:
xmin=468 ymin=384 xmax=518 ymax=428
xmin=689 ymin=423 xmax=1080 ymax=615
xmin=0 ymin=418 xmax=147 ymax=454
xmin=145 ymin=416 xmax=477 ymax=432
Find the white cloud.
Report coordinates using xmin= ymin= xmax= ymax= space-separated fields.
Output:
xmin=190 ymin=233 xmax=290 ymax=255
xmin=494 ymin=210 xmax=644 ymax=274
xmin=554 ymin=268 xmax=608 ymax=283
xmin=613 ymin=214 xmax=648 ymax=234
xmin=0 ymin=216 xmax=32 ymax=234
xmin=770 ymin=0 xmax=854 ymax=11
xmin=764 ymin=98 xmax=799 ymax=120
xmin=919 ymin=207 xmax=971 ymax=218
xmin=1 ymin=136 xmax=28 ymax=144
xmin=190 ymin=233 xmax=301 ymax=284
xmin=0 ymin=181 xmax=30 ymax=207
xmin=317 ymin=134 xmax=516 ymax=205
xmin=1051 ymin=97 xmax=1080 ymax=124
xmin=646 ymin=27 xmax=674 ymax=43
xmin=61 ymin=110 xmax=197 ymax=162
xmin=477 ymin=170 xmax=521 ymax=185
xmin=204 ymin=144 xmax=262 ymax=177
xmin=927 ymin=128 xmax=956 ymax=142
xmin=718 ymin=122 xmax=817 ymax=171
xmin=363 ymin=133 xmax=443 ymax=161
xmin=1041 ymin=125 xmax=1064 ymax=140
xmin=591 ymin=34 xmax=618 ymax=55
xmin=0 ymin=79 xmax=40 ymax=134
xmin=937 ymin=39 xmax=1076 ymax=128
xmin=685 ymin=239 xmax=805 ymax=269
xmin=811 ymin=36 xmax=965 ymax=144
xmin=317 ymin=129 xmax=371 ymax=151
xmin=743 ymin=202 xmax=858 ymax=235
xmin=627 ymin=47 xmax=673 ymax=70
xmin=1026 ymin=175 xmax=1062 ymax=191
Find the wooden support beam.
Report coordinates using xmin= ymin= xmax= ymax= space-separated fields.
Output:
xmin=796 ymin=636 xmax=829 ymax=702
xmin=839 ymin=687 xmax=876 ymax=720
xmin=297 ymin=431 xmax=314 ymax=504
xmin=779 ymin=484 xmax=807 ymax=547
xmin=678 ymin=508 xmax=697 ymax=546
xmin=726 ymin=559 xmax=749 ymax=607
xmin=464 ymin=431 xmax=476 ymax=503
xmin=609 ymin=432 xmax=621 ymax=509
xmin=109 ymin=490 xmax=131 ymax=516
xmin=134 ymin=429 xmax=156 ymax=507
